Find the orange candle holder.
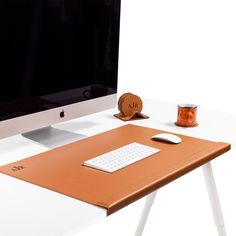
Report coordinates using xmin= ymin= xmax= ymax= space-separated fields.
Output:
xmin=175 ymin=103 xmax=198 ymax=127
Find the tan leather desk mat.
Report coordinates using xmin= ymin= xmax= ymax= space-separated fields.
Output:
xmin=0 ymin=124 xmax=230 ymax=215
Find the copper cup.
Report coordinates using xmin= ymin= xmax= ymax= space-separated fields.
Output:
xmin=176 ymin=104 xmax=198 ymax=127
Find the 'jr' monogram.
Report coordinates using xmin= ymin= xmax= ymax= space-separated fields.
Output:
xmin=128 ymin=102 xmax=138 ymax=109
xmin=11 ymin=166 xmax=26 ymax=171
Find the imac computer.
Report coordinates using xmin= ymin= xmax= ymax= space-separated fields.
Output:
xmin=0 ymin=0 xmax=121 ymax=148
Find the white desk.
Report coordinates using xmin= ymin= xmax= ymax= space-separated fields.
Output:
xmin=0 ymin=99 xmax=235 ymax=236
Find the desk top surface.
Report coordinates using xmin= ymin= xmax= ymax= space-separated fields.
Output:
xmin=0 ymin=99 xmax=236 ymax=236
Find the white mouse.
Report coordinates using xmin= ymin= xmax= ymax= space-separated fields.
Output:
xmin=152 ymin=133 xmax=182 ymax=144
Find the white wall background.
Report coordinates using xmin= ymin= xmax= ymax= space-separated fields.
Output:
xmin=80 ymin=0 xmax=236 ymax=235
xmin=118 ymin=0 xmax=236 ymax=113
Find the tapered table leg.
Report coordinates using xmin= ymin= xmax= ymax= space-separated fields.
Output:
xmin=202 ymin=162 xmax=227 ymax=236
xmin=135 ymin=191 xmax=157 ymax=236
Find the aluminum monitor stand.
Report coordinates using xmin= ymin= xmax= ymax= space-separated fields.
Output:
xmin=22 ymin=126 xmax=87 ymax=149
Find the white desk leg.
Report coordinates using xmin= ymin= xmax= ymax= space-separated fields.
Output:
xmin=202 ymin=162 xmax=227 ymax=236
xmin=135 ymin=190 xmax=157 ymax=236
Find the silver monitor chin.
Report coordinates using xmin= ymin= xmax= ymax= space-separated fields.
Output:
xmin=0 ymin=94 xmax=117 ymax=149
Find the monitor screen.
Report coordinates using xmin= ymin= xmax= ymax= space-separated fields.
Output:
xmin=0 ymin=0 xmax=120 ymax=122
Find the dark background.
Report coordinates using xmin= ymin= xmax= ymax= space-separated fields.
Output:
xmin=0 ymin=0 xmax=120 ymax=120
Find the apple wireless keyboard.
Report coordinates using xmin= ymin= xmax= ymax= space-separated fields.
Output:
xmin=84 ymin=142 xmax=160 ymax=173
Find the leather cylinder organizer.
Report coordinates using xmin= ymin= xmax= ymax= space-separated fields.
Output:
xmin=176 ymin=103 xmax=198 ymax=127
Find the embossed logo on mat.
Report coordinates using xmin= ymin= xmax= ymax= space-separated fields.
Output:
xmin=11 ymin=166 xmax=26 ymax=171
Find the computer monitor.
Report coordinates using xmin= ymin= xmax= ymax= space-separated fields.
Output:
xmin=0 ymin=0 xmax=121 ymax=148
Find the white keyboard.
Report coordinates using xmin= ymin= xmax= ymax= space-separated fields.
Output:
xmin=84 ymin=142 xmax=160 ymax=173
